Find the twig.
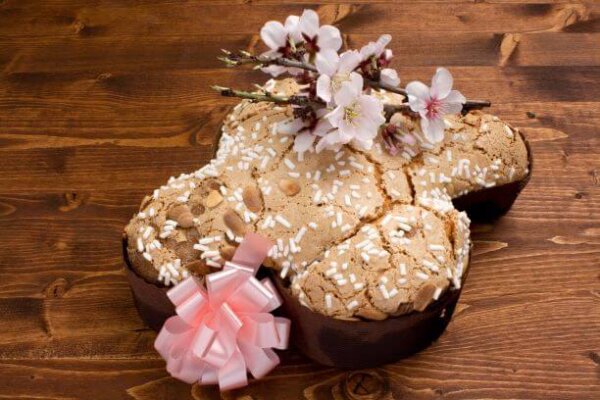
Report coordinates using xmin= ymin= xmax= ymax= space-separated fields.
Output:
xmin=213 ymin=84 xmax=413 ymax=122
xmin=384 ymin=104 xmax=411 ymax=114
xmin=365 ymin=78 xmax=408 ymax=97
xmin=211 ymin=85 xmax=323 ymax=108
xmin=219 ymin=51 xmax=318 ymax=73
xmin=462 ymin=100 xmax=492 ymax=111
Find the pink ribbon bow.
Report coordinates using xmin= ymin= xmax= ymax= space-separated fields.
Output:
xmin=155 ymin=233 xmax=291 ymax=391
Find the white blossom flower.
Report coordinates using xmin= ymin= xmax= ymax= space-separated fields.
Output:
xmin=359 ymin=34 xmax=392 ymax=61
xmin=359 ymin=34 xmax=400 ymax=88
xmin=259 ymin=10 xmax=341 ymax=77
xmin=297 ymin=9 xmax=342 ymax=56
xmin=277 ymin=117 xmax=305 ymax=136
xmin=380 ymin=68 xmax=400 ymax=87
xmin=260 ymin=15 xmax=301 ymax=57
xmin=405 ymin=67 xmax=466 ymax=143
xmin=318 ymin=74 xmax=385 ymax=152
xmin=315 ymin=49 xmax=362 ymax=103
xmin=294 ymin=119 xmax=334 ymax=154
xmin=260 ymin=15 xmax=303 ymax=76
xmin=278 ymin=109 xmax=334 ymax=155
xmin=381 ymin=123 xmax=417 ymax=156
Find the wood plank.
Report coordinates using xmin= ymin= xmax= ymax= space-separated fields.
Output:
xmin=0 ymin=359 xmax=188 ymax=400
xmin=1 ymin=354 xmax=598 ymax=400
xmin=380 ymin=353 xmax=600 ymax=400
xmin=0 ymin=358 xmax=340 ymax=400
xmin=1 ymin=2 xmax=598 ymax=37
xmin=3 ymin=32 xmax=600 ymax=71
xmin=3 ymin=67 xmax=600 ymax=112
xmin=1 ymin=218 xmax=597 ymax=292
xmin=513 ymin=33 xmax=600 ymax=66
xmin=0 ymin=182 xmax=595 ymax=223
xmin=0 ymin=178 xmax=596 ymax=283
xmin=0 ymin=146 xmax=215 ymax=191
xmin=0 ymin=214 xmax=598 ymax=284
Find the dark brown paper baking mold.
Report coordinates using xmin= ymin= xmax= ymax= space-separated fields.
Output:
xmin=272 ymin=272 xmax=466 ymax=368
xmin=123 ymin=239 xmax=173 ymax=332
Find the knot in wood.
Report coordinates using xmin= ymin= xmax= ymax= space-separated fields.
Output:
xmin=60 ymin=192 xmax=88 ymax=212
xmin=343 ymin=370 xmax=386 ymax=400
xmin=44 ymin=278 xmax=69 ymax=298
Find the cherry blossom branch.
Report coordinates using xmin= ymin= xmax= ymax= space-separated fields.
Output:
xmin=384 ymin=104 xmax=411 ymax=116
xmin=366 ymin=80 xmax=407 ymax=96
xmin=366 ymin=77 xmax=490 ymax=111
xmin=219 ymin=50 xmax=490 ymax=112
xmin=219 ymin=50 xmax=318 ymax=72
xmin=212 ymin=86 xmax=489 ymax=127
xmin=211 ymin=85 xmax=323 ymax=108
xmin=462 ymin=99 xmax=492 ymax=111
xmin=212 ymin=84 xmax=418 ymax=124
xmin=212 ymin=85 xmax=486 ymax=124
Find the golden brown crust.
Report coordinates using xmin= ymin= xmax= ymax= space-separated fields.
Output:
xmin=124 ymin=79 xmax=529 ymax=319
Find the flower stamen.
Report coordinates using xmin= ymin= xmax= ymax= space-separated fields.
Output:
xmin=344 ymin=103 xmax=361 ymax=124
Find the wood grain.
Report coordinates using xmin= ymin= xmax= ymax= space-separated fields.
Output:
xmin=1 ymin=1 xmax=599 ymax=399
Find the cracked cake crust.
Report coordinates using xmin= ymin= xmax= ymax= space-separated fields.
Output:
xmin=124 ymin=78 xmax=529 ymax=320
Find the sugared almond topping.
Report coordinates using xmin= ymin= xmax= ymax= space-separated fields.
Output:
xmin=205 ymin=190 xmax=224 ymax=208
xmin=183 ymin=260 xmax=211 ymax=276
xmin=413 ymin=283 xmax=437 ymax=312
xmin=356 ymin=307 xmax=387 ymax=321
xmin=278 ymin=179 xmax=301 ymax=196
xmin=242 ymin=185 xmax=263 ymax=212
xmin=166 ymin=204 xmax=190 ymax=220
xmin=220 ymin=245 xmax=237 ymax=261
xmin=223 ymin=208 xmax=246 ymax=236
xmin=177 ymin=211 xmax=195 ymax=228
xmin=167 ymin=204 xmax=194 ymax=228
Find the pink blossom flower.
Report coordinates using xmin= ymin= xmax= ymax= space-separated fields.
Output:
xmin=318 ymin=74 xmax=385 ymax=152
xmin=405 ymin=67 xmax=466 ymax=143
xmin=315 ymin=50 xmax=363 ymax=103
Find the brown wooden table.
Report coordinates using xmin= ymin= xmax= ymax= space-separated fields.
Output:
xmin=1 ymin=1 xmax=599 ymax=399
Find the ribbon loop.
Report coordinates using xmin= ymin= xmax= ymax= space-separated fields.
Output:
xmin=154 ymin=233 xmax=290 ymax=391
xmin=227 ymin=277 xmax=274 ymax=314
xmin=238 ymin=313 xmax=279 ymax=348
xmin=167 ymin=276 xmax=203 ymax=305
xmin=175 ymin=291 xmax=208 ymax=325
xmin=238 ymin=341 xmax=280 ymax=380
